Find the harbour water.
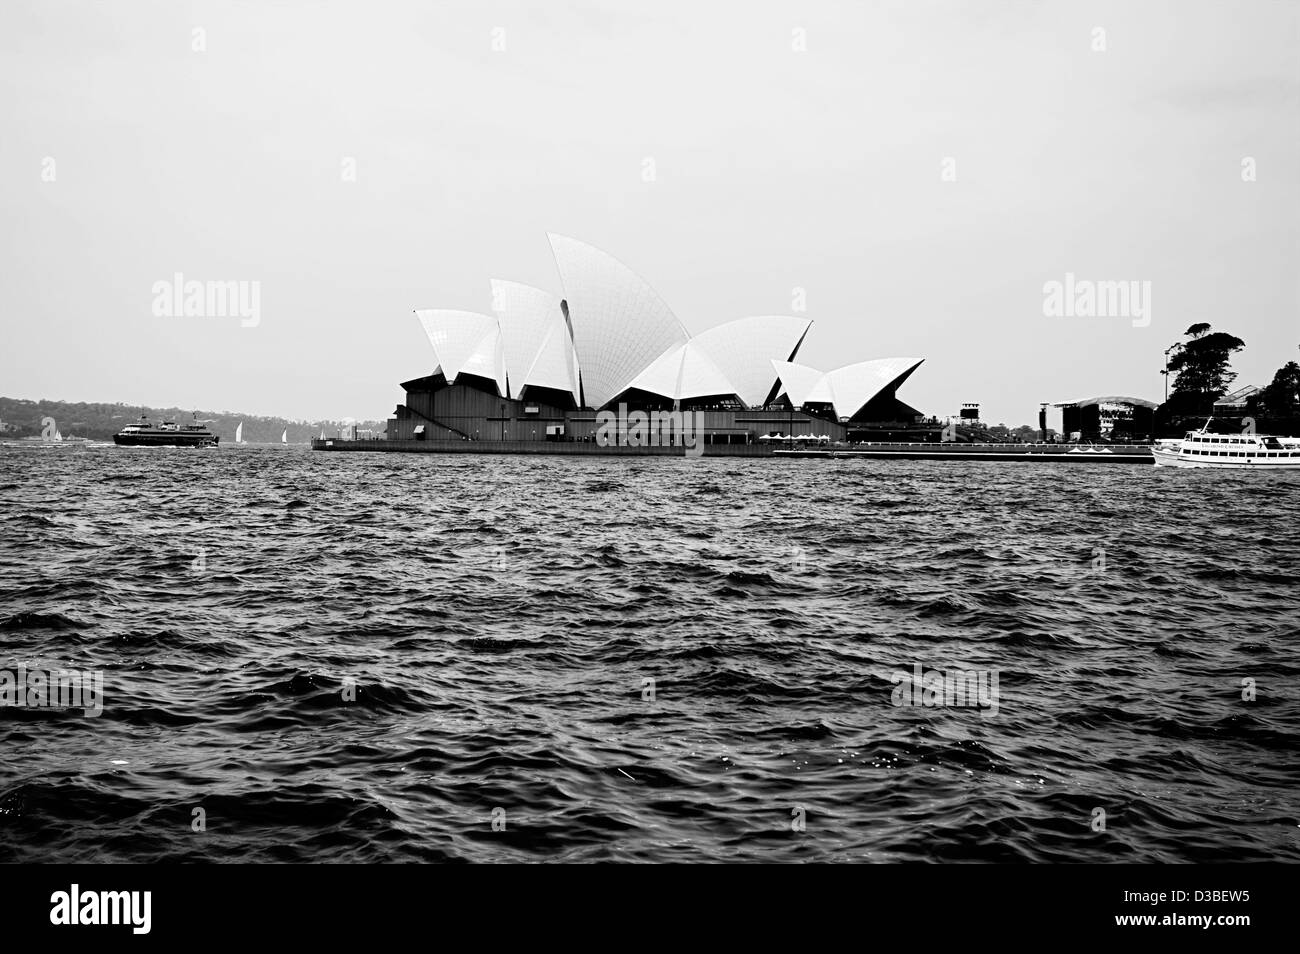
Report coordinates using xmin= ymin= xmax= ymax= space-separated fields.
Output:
xmin=1 ymin=445 xmax=1297 ymax=862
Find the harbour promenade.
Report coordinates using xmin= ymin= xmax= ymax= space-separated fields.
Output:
xmin=312 ymin=438 xmax=1154 ymax=463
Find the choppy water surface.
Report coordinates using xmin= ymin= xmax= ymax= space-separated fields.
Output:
xmin=1 ymin=444 xmax=1297 ymax=862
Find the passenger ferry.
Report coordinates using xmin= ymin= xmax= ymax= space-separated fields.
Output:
xmin=1152 ymin=424 xmax=1300 ymax=469
xmin=113 ymin=416 xmax=219 ymax=447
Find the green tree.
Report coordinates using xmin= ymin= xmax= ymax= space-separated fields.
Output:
xmin=1248 ymin=360 xmax=1300 ymax=417
xmin=1165 ymin=324 xmax=1245 ymax=411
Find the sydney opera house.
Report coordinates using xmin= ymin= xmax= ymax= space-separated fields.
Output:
xmin=379 ymin=235 xmax=926 ymax=452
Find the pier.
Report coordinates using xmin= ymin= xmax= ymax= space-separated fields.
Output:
xmin=312 ymin=438 xmax=1154 ymax=462
xmin=775 ymin=442 xmax=1153 ymax=463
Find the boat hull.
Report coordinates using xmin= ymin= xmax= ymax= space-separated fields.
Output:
xmin=1153 ymin=455 xmax=1300 ymax=468
xmin=112 ymin=433 xmax=219 ymax=447
xmin=1153 ymin=447 xmax=1300 ymax=468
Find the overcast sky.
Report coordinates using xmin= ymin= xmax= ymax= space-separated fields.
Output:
xmin=2 ymin=0 xmax=1296 ymax=424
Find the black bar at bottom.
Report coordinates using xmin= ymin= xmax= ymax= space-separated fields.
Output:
xmin=4 ymin=864 xmax=1281 ymax=942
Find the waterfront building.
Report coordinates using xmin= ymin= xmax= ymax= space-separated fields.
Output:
xmin=1054 ymin=396 xmax=1157 ymax=443
xmin=384 ymin=235 xmax=926 ymax=448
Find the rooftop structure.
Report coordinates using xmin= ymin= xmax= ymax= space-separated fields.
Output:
xmin=391 ymin=235 xmax=927 ymax=448
xmin=1052 ymin=395 xmax=1157 ymax=443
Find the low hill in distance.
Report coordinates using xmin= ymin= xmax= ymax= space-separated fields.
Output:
xmin=0 ymin=397 xmax=386 ymax=444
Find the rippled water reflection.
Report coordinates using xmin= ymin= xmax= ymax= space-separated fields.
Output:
xmin=1 ymin=445 xmax=1297 ymax=862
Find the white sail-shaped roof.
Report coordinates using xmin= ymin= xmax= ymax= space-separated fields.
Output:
xmin=548 ymin=233 xmax=689 ymax=409
xmin=823 ymin=358 xmax=923 ymax=419
xmin=770 ymin=360 xmax=831 ymax=407
xmin=490 ymin=280 xmax=558 ymax=398
xmin=692 ymin=316 xmax=811 ymax=408
xmin=414 ymin=309 xmax=507 ymax=395
xmin=522 ymin=315 xmax=581 ymax=402
xmin=621 ymin=341 xmax=737 ymax=403
xmin=457 ymin=325 xmax=508 ymax=395
xmin=771 ymin=357 xmax=923 ymax=419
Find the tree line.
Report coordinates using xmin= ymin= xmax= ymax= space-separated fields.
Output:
xmin=0 ymin=397 xmax=387 ymax=443
xmin=1160 ymin=323 xmax=1300 ymax=434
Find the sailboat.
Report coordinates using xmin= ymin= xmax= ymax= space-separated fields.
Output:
xmin=281 ymin=428 xmax=288 ymax=445
xmin=235 ymin=422 xmax=245 ymax=444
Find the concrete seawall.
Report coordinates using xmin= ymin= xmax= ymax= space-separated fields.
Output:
xmin=777 ymin=444 xmax=1153 ymax=463
xmin=310 ymin=438 xmax=773 ymax=457
xmin=312 ymin=438 xmax=1154 ymax=462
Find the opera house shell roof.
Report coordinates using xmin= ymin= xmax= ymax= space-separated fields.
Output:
xmin=412 ymin=235 xmax=923 ymax=422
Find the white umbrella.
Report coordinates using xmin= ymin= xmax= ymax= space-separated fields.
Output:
xmin=757 ymin=434 xmax=772 ymax=441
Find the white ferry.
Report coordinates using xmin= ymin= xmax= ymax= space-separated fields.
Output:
xmin=1153 ymin=425 xmax=1300 ymax=469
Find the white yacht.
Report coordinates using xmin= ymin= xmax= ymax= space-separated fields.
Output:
xmin=1153 ymin=425 xmax=1300 ymax=468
